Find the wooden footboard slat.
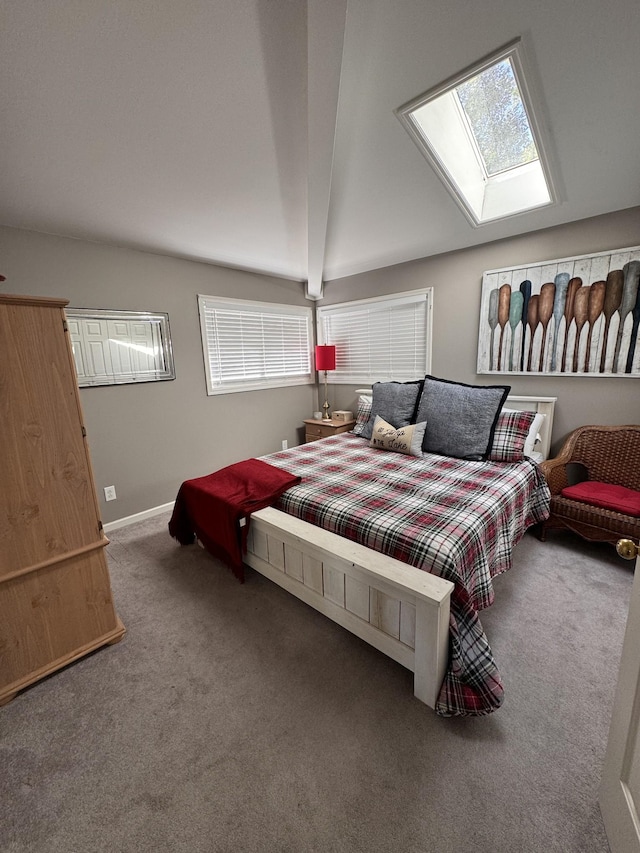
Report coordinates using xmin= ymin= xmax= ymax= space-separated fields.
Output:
xmin=244 ymin=506 xmax=453 ymax=709
xmin=370 ymin=588 xmax=400 ymax=639
xmin=284 ymin=544 xmax=303 ymax=581
xmin=345 ymin=575 xmax=369 ymax=622
xmin=400 ymin=601 xmax=417 ymax=649
xmin=303 ymin=553 xmax=323 ymax=594
xmin=326 ymin=563 xmax=346 ymax=606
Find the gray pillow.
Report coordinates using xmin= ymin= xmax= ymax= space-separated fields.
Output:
xmin=360 ymin=381 xmax=422 ymax=440
xmin=416 ymin=376 xmax=510 ymax=460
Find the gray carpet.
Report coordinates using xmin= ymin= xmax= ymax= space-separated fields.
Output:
xmin=0 ymin=513 xmax=632 ymax=853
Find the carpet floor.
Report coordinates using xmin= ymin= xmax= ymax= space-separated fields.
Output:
xmin=0 ymin=513 xmax=632 ymax=852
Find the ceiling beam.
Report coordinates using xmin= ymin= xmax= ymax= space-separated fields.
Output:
xmin=305 ymin=0 xmax=348 ymax=300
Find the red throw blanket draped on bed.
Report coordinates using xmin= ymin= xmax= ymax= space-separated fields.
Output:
xmin=168 ymin=459 xmax=300 ymax=582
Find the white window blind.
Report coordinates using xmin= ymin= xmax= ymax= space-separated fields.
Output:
xmin=316 ymin=289 xmax=432 ymax=384
xmin=198 ymin=295 xmax=313 ymax=395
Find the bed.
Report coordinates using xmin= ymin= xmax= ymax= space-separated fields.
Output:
xmin=242 ymin=389 xmax=556 ymax=717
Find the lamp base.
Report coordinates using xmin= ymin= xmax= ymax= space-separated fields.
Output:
xmin=322 ymin=370 xmax=331 ymax=419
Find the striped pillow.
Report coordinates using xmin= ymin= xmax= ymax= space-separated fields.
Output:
xmin=488 ymin=409 xmax=537 ymax=462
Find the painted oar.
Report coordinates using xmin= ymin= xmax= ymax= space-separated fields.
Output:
xmin=496 ymin=283 xmax=511 ymax=372
xmin=561 ymin=277 xmax=582 ymax=372
xmin=519 ymin=280 xmax=532 ymax=371
xmin=572 ymin=285 xmax=591 ymax=373
xmin=525 ymin=294 xmax=539 ymax=372
xmin=613 ymin=260 xmax=640 ymax=372
xmin=508 ymin=290 xmax=524 ymax=371
xmin=550 ymin=272 xmax=570 ymax=371
xmin=487 ymin=288 xmax=499 ymax=370
xmin=599 ymin=269 xmax=624 ymax=373
xmin=584 ymin=280 xmax=606 ymax=372
xmin=537 ymin=282 xmax=555 ymax=372
xmin=625 ymin=282 xmax=640 ymax=373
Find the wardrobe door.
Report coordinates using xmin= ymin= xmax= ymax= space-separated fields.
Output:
xmin=0 ymin=294 xmax=124 ymax=705
xmin=0 ymin=296 xmax=102 ymax=568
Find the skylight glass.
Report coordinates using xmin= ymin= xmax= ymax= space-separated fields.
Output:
xmin=394 ymin=40 xmax=555 ymax=225
xmin=455 ymin=58 xmax=537 ymax=176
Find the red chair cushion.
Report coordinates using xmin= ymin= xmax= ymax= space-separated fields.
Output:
xmin=561 ymin=481 xmax=640 ymax=517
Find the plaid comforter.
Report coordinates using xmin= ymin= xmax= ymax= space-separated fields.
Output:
xmin=261 ymin=432 xmax=550 ymax=717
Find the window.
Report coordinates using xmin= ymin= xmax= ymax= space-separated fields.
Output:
xmin=198 ymin=295 xmax=313 ymax=395
xmin=316 ymin=289 xmax=432 ymax=384
xmin=395 ymin=39 xmax=556 ymax=225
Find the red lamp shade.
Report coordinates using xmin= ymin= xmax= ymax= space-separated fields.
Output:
xmin=315 ymin=345 xmax=336 ymax=371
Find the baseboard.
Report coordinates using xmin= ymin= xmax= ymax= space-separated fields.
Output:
xmin=103 ymin=501 xmax=175 ymax=533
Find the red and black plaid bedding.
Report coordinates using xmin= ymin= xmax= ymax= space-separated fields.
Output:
xmin=260 ymin=432 xmax=550 ymax=717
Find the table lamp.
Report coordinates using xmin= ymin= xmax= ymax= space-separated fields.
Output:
xmin=315 ymin=345 xmax=336 ymax=420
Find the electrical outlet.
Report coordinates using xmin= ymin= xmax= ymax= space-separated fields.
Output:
xmin=104 ymin=485 xmax=117 ymax=502
xmin=281 ymin=439 xmax=288 ymax=450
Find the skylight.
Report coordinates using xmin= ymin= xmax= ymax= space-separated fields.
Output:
xmin=395 ymin=40 xmax=555 ymax=225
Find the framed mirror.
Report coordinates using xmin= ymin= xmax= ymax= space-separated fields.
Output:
xmin=66 ymin=308 xmax=175 ymax=387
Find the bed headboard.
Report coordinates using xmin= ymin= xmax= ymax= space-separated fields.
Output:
xmin=354 ymin=389 xmax=557 ymax=462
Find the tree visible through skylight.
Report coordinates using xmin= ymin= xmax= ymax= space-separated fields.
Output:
xmin=456 ymin=58 xmax=538 ymax=176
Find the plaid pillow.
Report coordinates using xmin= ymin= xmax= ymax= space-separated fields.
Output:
xmin=488 ymin=409 xmax=537 ymax=462
xmin=352 ymin=394 xmax=372 ymax=435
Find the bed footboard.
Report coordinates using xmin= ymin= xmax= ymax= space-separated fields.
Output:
xmin=244 ymin=506 xmax=453 ymax=709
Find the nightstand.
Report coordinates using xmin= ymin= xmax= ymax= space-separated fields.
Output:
xmin=304 ymin=417 xmax=356 ymax=443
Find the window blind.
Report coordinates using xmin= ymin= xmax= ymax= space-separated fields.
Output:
xmin=198 ymin=295 xmax=313 ymax=395
xmin=317 ymin=290 xmax=432 ymax=384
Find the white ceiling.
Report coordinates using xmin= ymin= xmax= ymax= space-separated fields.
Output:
xmin=1 ymin=0 xmax=639 ymax=297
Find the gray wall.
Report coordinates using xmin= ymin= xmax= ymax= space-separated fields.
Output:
xmin=2 ymin=208 xmax=639 ymax=523
xmin=0 ymin=227 xmax=315 ymax=523
xmin=323 ymin=207 xmax=640 ymax=453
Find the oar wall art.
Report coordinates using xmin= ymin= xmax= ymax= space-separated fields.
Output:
xmin=549 ymin=272 xmax=569 ymax=372
xmin=599 ymin=270 xmax=624 ymax=374
xmin=614 ymin=260 xmax=640 ymax=373
xmin=477 ymin=245 xmax=640 ymax=376
xmin=518 ymin=279 xmax=531 ymax=371
xmin=560 ymin=277 xmax=582 ymax=373
xmin=571 ymin=287 xmax=590 ymax=374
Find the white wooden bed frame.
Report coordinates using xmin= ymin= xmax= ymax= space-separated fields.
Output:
xmin=244 ymin=395 xmax=556 ymax=709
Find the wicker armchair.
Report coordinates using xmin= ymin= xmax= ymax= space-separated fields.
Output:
xmin=538 ymin=424 xmax=640 ymax=545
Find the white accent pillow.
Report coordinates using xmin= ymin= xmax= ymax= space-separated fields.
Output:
xmin=369 ymin=416 xmax=427 ymax=457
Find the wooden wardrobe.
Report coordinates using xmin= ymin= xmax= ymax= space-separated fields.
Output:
xmin=0 ymin=293 xmax=125 ymax=705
